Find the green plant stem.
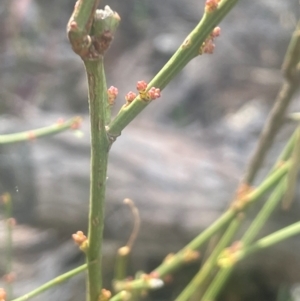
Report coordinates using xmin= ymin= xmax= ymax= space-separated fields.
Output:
xmin=269 ymin=128 xmax=297 ymax=175
xmin=3 ymin=193 xmax=13 ymax=300
xmin=67 ymin=0 xmax=101 ymax=57
xmin=202 ymin=218 xmax=300 ymax=301
xmin=84 ymin=58 xmax=110 ymax=301
xmin=243 ymin=21 xmax=300 ymax=185
xmin=282 ymin=126 xmax=300 ymax=210
xmin=154 ymin=209 xmax=234 ymax=278
xmin=11 ymin=264 xmax=87 ymax=301
xmin=201 ymin=266 xmax=231 ymax=301
xmin=111 ymin=159 xmax=290 ymax=300
xmin=202 ymin=177 xmax=287 ymax=301
xmin=107 ymin=0 xmax=239 ymax=138
xmin=242 ymin=178 xmax=287 ymax=245
xmin=175 ymin=218 xmax=241 ymax=301
xmin=236 ymin=221 xmax=300 ymax=261
xmin=0 ymin=116 xmax=81 ymax=145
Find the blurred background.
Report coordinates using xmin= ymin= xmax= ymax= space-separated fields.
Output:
xmin=0 ymin=0 xmax=300 ymax=300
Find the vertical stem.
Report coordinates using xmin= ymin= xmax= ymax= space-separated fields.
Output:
xmin=84 ymin=58 xmax=109 ymax=301
xmin=3 ymin=193 xmax=13 ymax=300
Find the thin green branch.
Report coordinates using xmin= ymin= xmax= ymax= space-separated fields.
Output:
xmin=0 ymin=116 xmax=82 ymax=145
xmin=232 ymin=221 xmax=300 ymax=263
xmin=11 ymin=264 xmax=87 ymax=301
xmin=154 ymin=209 xmax=234 ymax=278
xmin=242 ymin=178 xmax=287 ymax=245
xmin=111 ymin=159 xmax=291 ymax=300
xmin=282 ymin=126 xmax=300 ymax=210
xmin=243 ymin=21 xmax=300 ymax=185
xmin=175 ymin=218 xmax=241 ymax=301
xmin=2 ymin=193 xmax=13 ymax=300
xmin=107 ymin=0 xmax=240 ymax=138
xmin=202 ymin=177 xmax=288 ymax=301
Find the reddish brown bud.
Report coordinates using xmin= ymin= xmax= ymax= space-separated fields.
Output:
xmin=203 ymin=39 xmax=215 ymax=54
xmin=211 ymin=26 xmax=221 ymax=38
xmin=148 ymin=87 xmax=161 ymax=100
xmin=28 ymin=131 xmax=36 ymax=141
xmin=71 ymin=117 xmax=82 ymax=130
xmin=136 ymin=80 xmax=148 ymax=92
xmin=72 ymin=231 xmax=87 ymax=246
xmin=56 ymin=118 xmax=65 ymax=125
xmin=69 ymin=21 xmax=78 ymax=30
xmin=205 ymin=0 xmax=219 ymax=13
xmin=125 ymin=91 xmax=137 ymax=103
xmin=107 ymin=86 xmax=118 ymax=105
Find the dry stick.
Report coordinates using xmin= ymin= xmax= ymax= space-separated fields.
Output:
xmin=243 ymin=21 xmax=300 ymax=185
xmin=114 ymin=199 xmax=141 ymax=281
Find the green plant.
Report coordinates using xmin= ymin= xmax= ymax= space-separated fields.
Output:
xmin=1 ymin=1 xmax=300 ymax=301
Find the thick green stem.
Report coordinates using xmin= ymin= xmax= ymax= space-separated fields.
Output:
xmin=107 ymin=0 xmax=239 ymax=138
xmin=84 ymin=58 xmax=109 ymax=301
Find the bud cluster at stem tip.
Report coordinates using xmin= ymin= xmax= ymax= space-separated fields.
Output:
xmin=125 ymin=80 xmax=161 ymax=106
xmin=205 ymin=0 xmax=221 ymax=13
xmin=107 ymin=86 xmax=119 ymax=105
xmin=199 ymin=26 xmax=221 ymax=55
xmin=72 ymin=231 xmax=88 ymax=252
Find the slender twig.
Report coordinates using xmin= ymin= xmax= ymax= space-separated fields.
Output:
xmin=106 ymin=0 xmax=240 ymax=139
xmin=243 ymin=21 xmax=300 ymax=185
xmin=2 ymin=193 xmax=14 ymax=300
xmin=230 ymin=221 xmax=300 ymax=263
xmin=0 ymin=116 xmax=82 ymax=145
xmin=282 ymin=126 xmax=300 ymax=210
xmin=114 ymin=199 xmax=141 ymax=281
xmin=11 ymin=264 xmax=87 ymax=301
xmin=175 ymin=218 xmax=241 ymax=301
xmin=201 ymin=178 xmax=287 ymax=301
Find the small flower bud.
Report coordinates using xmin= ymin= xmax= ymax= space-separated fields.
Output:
xmin=125 ymin=91 xmax=136 ymax=104
xmin=71 ymin=117 xmax=82 ymax=130
xmin=56 ymin=118 xmax=65 ymax=125
xmin=0 ymin=288 xmax=6 ymax=301
xmin=148 ymin=87 xmax=161 ymax=100
xmin=203 ymin=39 xmax=215 ymax=54
xmin=211 ymin=26 xmax=221 ymax=38
xmin=205 ymin=0 xmax=219 ymax=13
xmin=99 ymin=289 xmax=111 ymax=301
xmin=107 ymin=86 xmax=118 ymax=105
xmin=136 ymin=80 xmax=148 ymax=92
xmin=72 ymin=231 xmax=87 ymax=246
